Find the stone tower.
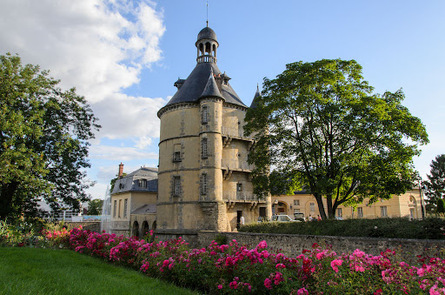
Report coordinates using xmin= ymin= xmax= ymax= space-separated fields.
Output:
xmin=156 ymin=26 xmax=271 ymax=238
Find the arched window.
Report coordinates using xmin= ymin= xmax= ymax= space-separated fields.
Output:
xmin=132 ymin=221 xmax=139 ymax=237
xmin=141 ymin=221 xmax=149 ymax=236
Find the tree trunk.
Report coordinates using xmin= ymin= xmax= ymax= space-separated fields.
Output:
xmin=326 ymin=194 xmax=335 ymax=219
xmin=314 ymin=193 xmax=327 ymax=220
xmin=0 ymin=181 xmax=19 ymax=220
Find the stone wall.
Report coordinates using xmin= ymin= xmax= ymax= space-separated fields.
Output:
xmin=65 ymin=221 xmax=101 ymax=233
xmin=197 ymin=231 xmax=445 ymax=261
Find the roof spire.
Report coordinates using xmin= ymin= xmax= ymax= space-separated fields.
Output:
xmin=206 ymin=0 xmax=209 ymax=27
xmin=200 ymin=69 xmax=224 ymax=100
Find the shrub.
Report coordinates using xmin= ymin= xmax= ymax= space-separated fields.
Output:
xmin=240 ymin=218 xmax=445 ymax=239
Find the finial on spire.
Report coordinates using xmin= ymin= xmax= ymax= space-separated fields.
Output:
xmin=206 ymin=0 xmax=209 ymax=27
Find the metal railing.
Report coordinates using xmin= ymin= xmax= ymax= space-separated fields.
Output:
xmin=221 ymin=159 xmax=253 ymax=171
xmin=224 ymin=193 xmax=257 ymax=201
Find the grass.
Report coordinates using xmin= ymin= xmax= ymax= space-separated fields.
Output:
xmin=240 ymin=217 xmax=445 ymax=239
xmin=0 ymin=247 xmax=199 ymax=295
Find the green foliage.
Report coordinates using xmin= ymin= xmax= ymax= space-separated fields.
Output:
xmin=214 ymin=233 xmax=228 ymax=245
xmin=0 ymin=53 xmax=100 ymax=221
xmin=0 ymin=248 xmax=198 ymax=295
xmin=245 ymin=59 xmax=428 ymax=219
xmin=87 ymin=198 xmax=104 ymax=215
xmin=424 ymin=154 xmax=445 ymax=213
xmin=239 ymin=218 xmax=445 ymax=240
xmin=437 ymin=199 xmax=445 ymax=214
xmin=110 ymin=173 xmax=127 ymax=193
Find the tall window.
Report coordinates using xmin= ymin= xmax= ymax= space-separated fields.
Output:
xmin=113 ymin=200 xmax=117 ymax=217
xmin=118 ymin=199 xmax=122 ymax=218
xmin=380 ymin=206 xmax=388 ymax=217
xmin=201 ymin=138 xmax=208 ymax=159
xmin=123 ymin=199 xmax=128 ymax=218
xmin=237 ymin=183 xmax=243 ymax=192
xmin=310 ymin=203 xmax=315 ymax=212
xmin=201 ymin=105 xmax=208 ymax=124
xmin=173 ymin=176 xmax=181 ymax=196
xmin=337 ymin=208 xmax=343 ymax=218
xmin=357 ymin=207 xmax=363 ymax=218
xmin=200 ymin=173 xmax=207 ymax=195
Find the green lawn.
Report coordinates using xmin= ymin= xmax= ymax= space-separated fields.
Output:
xmin=0 ymin=247 xmax=199 ymax=295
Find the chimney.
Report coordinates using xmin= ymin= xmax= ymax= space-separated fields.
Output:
xmin=118 ymin=163 xmax=124 ymax=178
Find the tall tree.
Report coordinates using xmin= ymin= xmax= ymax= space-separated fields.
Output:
xmin=86 ymin=199 xmax=104 ymax=215
xmin=245 ymin=59 xmax=428 ymax=219
xmin=0 ymin=53 xmax=100 ymax=220
xmin=424 ymin=154 xmax=445 ymax=213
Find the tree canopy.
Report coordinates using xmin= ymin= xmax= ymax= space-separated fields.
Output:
xmin=244 ymin=59 xmax=428 ymax=219
xmin=0 ymin=53 xmax=100 ymax=220
xmin=424 ymin=154 xmax=445 ymax=213
xmin=86 ymin=199 xmax=104 ymax=215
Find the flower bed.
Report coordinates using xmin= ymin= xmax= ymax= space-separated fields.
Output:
xmin=41 ymin=227 xmax=445 ymax=294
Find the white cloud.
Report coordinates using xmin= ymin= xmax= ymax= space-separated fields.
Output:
xmin=91 ymin=93 xmax=166 ymax=140
xmin=0 ymin=0 xmax=167 ymax=157
xmin=0 ymin=0 xmax=165 ymax=103
xmin=89 ymin=145 xmax=158 ymax=162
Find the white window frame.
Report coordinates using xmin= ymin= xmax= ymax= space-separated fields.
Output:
xmin=123 ymin=199 xmax=128 ymax=218
xmin=310 ymin=203 xmax=315 ymax=212
xmin=380 ymin=206 xmax=388 ymax=217
xmin=357 ymin=207 xmax=363 ymax=218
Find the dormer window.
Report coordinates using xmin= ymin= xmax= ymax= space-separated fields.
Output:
xmin=138 ymin=179 xmax=147 ymax=188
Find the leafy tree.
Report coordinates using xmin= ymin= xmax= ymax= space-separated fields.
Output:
xmin=424 ymin=154 xmax=445 ymax=213
xmin=0 ymin=53 xmax=100 ymax=220
xmin=86 ymin=199 xmax=104 ymax=215
xmin=436 ymin=199 xmax=445 ymax=214
xmin=109 ymin=173 xmax=127 ymax=193
xmin=245 ymin=59 xmax=428 ymax=219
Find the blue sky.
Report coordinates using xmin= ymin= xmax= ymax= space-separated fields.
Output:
xmin=0 ymin=0 xmax=444 ymax=199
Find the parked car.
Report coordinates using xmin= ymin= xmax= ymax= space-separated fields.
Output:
xmin=272 ymin=215 xmax=300 ymax=222
xmin=293 ymin=212 xmax=306 ymax=222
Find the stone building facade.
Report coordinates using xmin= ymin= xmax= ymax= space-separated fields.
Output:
xmin=109 ymin=26 xmax=271 ymax=237
xmin=156 ymin=26 xmax=271 ymax=236
xmin=272 ymin=187 xmax=424 ymax=220
xmin=110 ymin=165 xmax=158 ymax=236
xmin=109 ymin=26 xmax=424 ymax=237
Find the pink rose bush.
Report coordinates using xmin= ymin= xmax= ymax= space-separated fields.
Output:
xmin=43 ymin=228 xmax=445 ymax=294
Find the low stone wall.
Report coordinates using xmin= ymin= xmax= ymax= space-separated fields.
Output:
xmin=197 ymin=231 xmax=445 ymax=260
xmin=65 ymin=221 xmax=101 ymax=233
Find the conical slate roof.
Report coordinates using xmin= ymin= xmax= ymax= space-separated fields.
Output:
xmin=158 ymin=62 xmax=246 ymax=116
xmin=157 ymin=27 xmax=247 ymax=117
xmin=200 ymin=70 xmax=224 ymax=100
xmin=250 ymin=84 xmax=261 ymax=108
